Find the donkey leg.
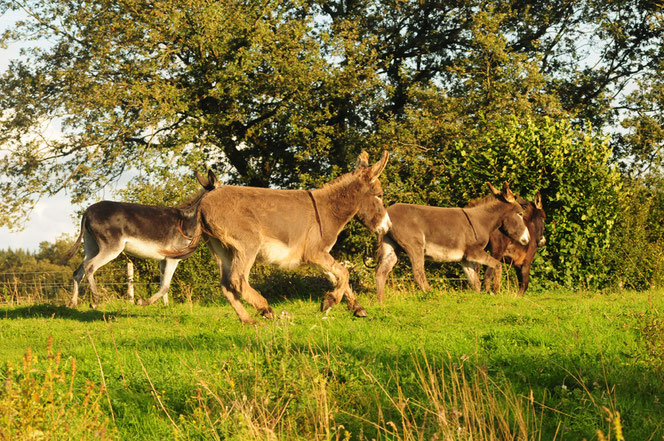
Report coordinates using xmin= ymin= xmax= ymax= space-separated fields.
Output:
xmin=464 ymin=249 xmax=501 ymax=293
xmin=83 ymin=245 xmax=123 ymax=309
xmin=516 ymin=265 xmax=530 ymax=295
xmin=313 ymin=252 xmax=366 ymax=317
xmin=460 ymin=260 xmax=482 ymax=292
xmin=404 ymin=247 xmax=431 ymax=292
xmin=484 ymin=263 xmax=502 ymax=294
xmin=71 ymin=232 xmax=99 ymax=308
xmin=209 ymin=238 xmax=265 ymax=324
xmin=70 ymin=263 xmax=85 ymax=307
xmin=375 ymin=239 xmax=398 ymax=302
xmin=139 ymin=259 xmax=179 ymax=306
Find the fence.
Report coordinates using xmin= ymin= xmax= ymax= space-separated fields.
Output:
xmin=0 ymin=262 xmax=146 ymax=304
xmin=0 ymin=262 xmax=515 ymax=305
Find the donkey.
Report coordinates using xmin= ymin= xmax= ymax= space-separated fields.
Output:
xmin=62 ymin=170 xmax=220 ymax=309
xmin=165 ymin=151 xmax=391 ymax=324
xmin=375 ymin=182 xmax=530 ymax=301
xmin=483 ymin=191 xmax=546 ymax=295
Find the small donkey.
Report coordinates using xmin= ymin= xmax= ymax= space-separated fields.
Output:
xmin=483 ymin=191 xmax=546 ymax=295
xmin=375 ymin=182 xmax=530 ymax=300
xmin=62 ymin=170 xmax=219 ymax=308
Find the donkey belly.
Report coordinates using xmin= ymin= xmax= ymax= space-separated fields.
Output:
xmin=258 ymin=238 xmax=302 ymax=269
xmin=424 ymin=243 xmax=464 ymax=262
xmin=124 ymin=239 xmax=168 ymax=260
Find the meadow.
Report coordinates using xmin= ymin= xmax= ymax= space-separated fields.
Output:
xmin=0 ymin=284 xmax=662 ymax=440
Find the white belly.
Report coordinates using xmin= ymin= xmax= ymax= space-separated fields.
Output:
xmin=259 ymin=239 xmax=301 ymax=269
xmin=424 ymin=243 xmax=464 ymax=262
xmin=124 ymin=239 xmax=167 ymax=260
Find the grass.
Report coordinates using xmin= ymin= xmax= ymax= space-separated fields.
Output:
xmin=0 ymin=287 xmax=662 ymax=440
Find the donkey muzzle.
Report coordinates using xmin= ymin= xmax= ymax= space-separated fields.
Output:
xmin=376 ymin=212 xmax=392 ymax=235
xmin=519 ymin=228 xmax=530 ymax=246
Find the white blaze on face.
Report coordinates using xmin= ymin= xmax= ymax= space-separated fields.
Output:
xmin=519 ymin=227 xmax=530 ymax=246
xmin=376 ymin=212 xmax=392 ymax=235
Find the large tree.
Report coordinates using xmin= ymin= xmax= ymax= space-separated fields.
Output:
xmin=0 ymin=0 xmax=384 ymax=228
xmin=1 ymin=0 xmax=663 ymax=230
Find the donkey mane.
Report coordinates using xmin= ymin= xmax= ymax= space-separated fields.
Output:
xmin=315 ymin=171 xmax=365 ymax=220
xmin=465 ymin=194 xmax=499 ymax=208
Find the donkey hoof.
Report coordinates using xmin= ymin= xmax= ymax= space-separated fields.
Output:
xmin=353 ymin=306 xmax=368 ymax=318
xmin=90 ymin=303 xmax=98 ymax=310
xmin=136 ymin=299 xmax=145 ymax=306
xmin=320 ymin=298 xmax=335 ymax=313
xmin=262 ymin=308 xmax=275 ymax=319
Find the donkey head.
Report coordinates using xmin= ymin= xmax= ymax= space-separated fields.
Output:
xmin=528 ymin=191 xmax=546 ymax=247
xmin=354 ymin=151 xmax=391 ymax=235
xmin=488 ymin=182 xmax=530 ymax=246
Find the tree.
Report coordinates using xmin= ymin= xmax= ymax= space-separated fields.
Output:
xmin=0 ymin=0 xmax=384 ymax=228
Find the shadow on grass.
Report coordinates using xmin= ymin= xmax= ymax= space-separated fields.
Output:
xmin=0 ymin=303 xmax=126 ymax=322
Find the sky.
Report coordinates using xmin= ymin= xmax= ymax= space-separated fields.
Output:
xmin=0 ymin=11 xmax=81 ymax=251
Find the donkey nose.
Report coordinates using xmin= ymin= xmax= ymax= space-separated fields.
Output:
xmin=519 ymin=228 xmax=530 ymax=246
xmin=538 ymin=237 xmax=546 ymax=247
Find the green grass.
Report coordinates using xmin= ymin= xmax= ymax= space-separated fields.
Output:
xmin=0 ymin=288 xmax=662 ymax=440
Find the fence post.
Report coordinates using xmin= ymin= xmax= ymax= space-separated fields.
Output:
xmin=127 ymin=260 xmax=134 ymax=303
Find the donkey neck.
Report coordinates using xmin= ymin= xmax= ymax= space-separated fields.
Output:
xmin=466 ymin=199 xmax=511 ymax=235
xmin=176 ymin=189 xmax=207 ymax=236
xmin=311 ymin=175 xmax=365 ymax=236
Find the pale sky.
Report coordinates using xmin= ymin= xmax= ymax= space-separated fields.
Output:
xmin=0 ymin=11 xmax=80 ymax=251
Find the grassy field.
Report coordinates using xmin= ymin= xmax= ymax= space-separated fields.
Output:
xmin=0 ymin=286 xmax=662 ymax=440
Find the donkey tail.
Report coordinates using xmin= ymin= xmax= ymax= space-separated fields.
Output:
xmin=60 ymin=212 xmax=86 ymax=263
xmin=161 ymin=210 xmax=206 ymax=259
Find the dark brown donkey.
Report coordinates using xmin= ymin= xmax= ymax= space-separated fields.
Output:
xmin=62 ymin=170 xmax=220 ymax=308
xmin=375 ymin=182 xmax=530 ymax=300
xmin=483 ymin=191 xmax=546 ymax=295
xmin=166 ymin=152 xmax=391 ymax=324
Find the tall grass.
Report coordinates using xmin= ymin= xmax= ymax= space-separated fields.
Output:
xmin=0 ymin=337 xmax=114 ymax=440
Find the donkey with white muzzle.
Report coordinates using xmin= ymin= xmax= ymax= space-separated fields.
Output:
xmin=375 ymin=182 xmax=530 ymax=300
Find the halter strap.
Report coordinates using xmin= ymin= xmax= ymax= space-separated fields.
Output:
xmin=307 ymin=190 xmax=323 ymax=238
xmin=461 ymin=207 xmax=479 ymax=241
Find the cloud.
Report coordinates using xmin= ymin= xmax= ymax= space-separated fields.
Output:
xmin=0 ymin=194 xmax=78 ymax=251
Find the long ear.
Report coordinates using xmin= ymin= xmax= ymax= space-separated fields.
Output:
xmin=369 ymin=151 xmax=389 ymax=182
xmin=501 ymin=182 xmax=516 ymax=203
xmin=196 ymin=170 xmax=217 ymax=190
xmin=207 ymin=169 xmax=220 ymax=188
xmin=534 ymin=190 xmax=543 ymax=209
xmin=356 ymin=151 xmax=370 ymax=168
xmin=487 ymin=182 xmax=501 ymax=197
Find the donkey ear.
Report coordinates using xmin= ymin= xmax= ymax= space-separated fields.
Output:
xmin=356 ymin=151 xmax=370 ymax=168
xmin=369 ymin=151 xmax=389 ymax=182
xmin=487 ymin=182 xmax=501 ymax=197
xmin=501 ymin=182 xmax=516 ymax=203
xmin=534 ymin=190 xmax=543 ymax=209
xmin=196 ymin=170 xmax=217 ymax=191
xmin=207 ymin=169 xmax=220 ymax=188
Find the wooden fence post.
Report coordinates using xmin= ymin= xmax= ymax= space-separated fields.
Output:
xmin=127 ymin=260 xmax=134 ymax=303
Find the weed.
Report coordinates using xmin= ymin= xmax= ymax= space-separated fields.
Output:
xmin=0 ymin=336 xmax=115 ymax=440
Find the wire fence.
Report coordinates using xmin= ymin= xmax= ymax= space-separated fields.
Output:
xmin=0 ymin=266 xmax=160 ymax=305
xmin=0 ymin=265 xmax=489 ymax=306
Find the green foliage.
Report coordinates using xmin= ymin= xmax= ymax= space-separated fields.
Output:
xmin=0 ymin=337 xmax=114 ymax=440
